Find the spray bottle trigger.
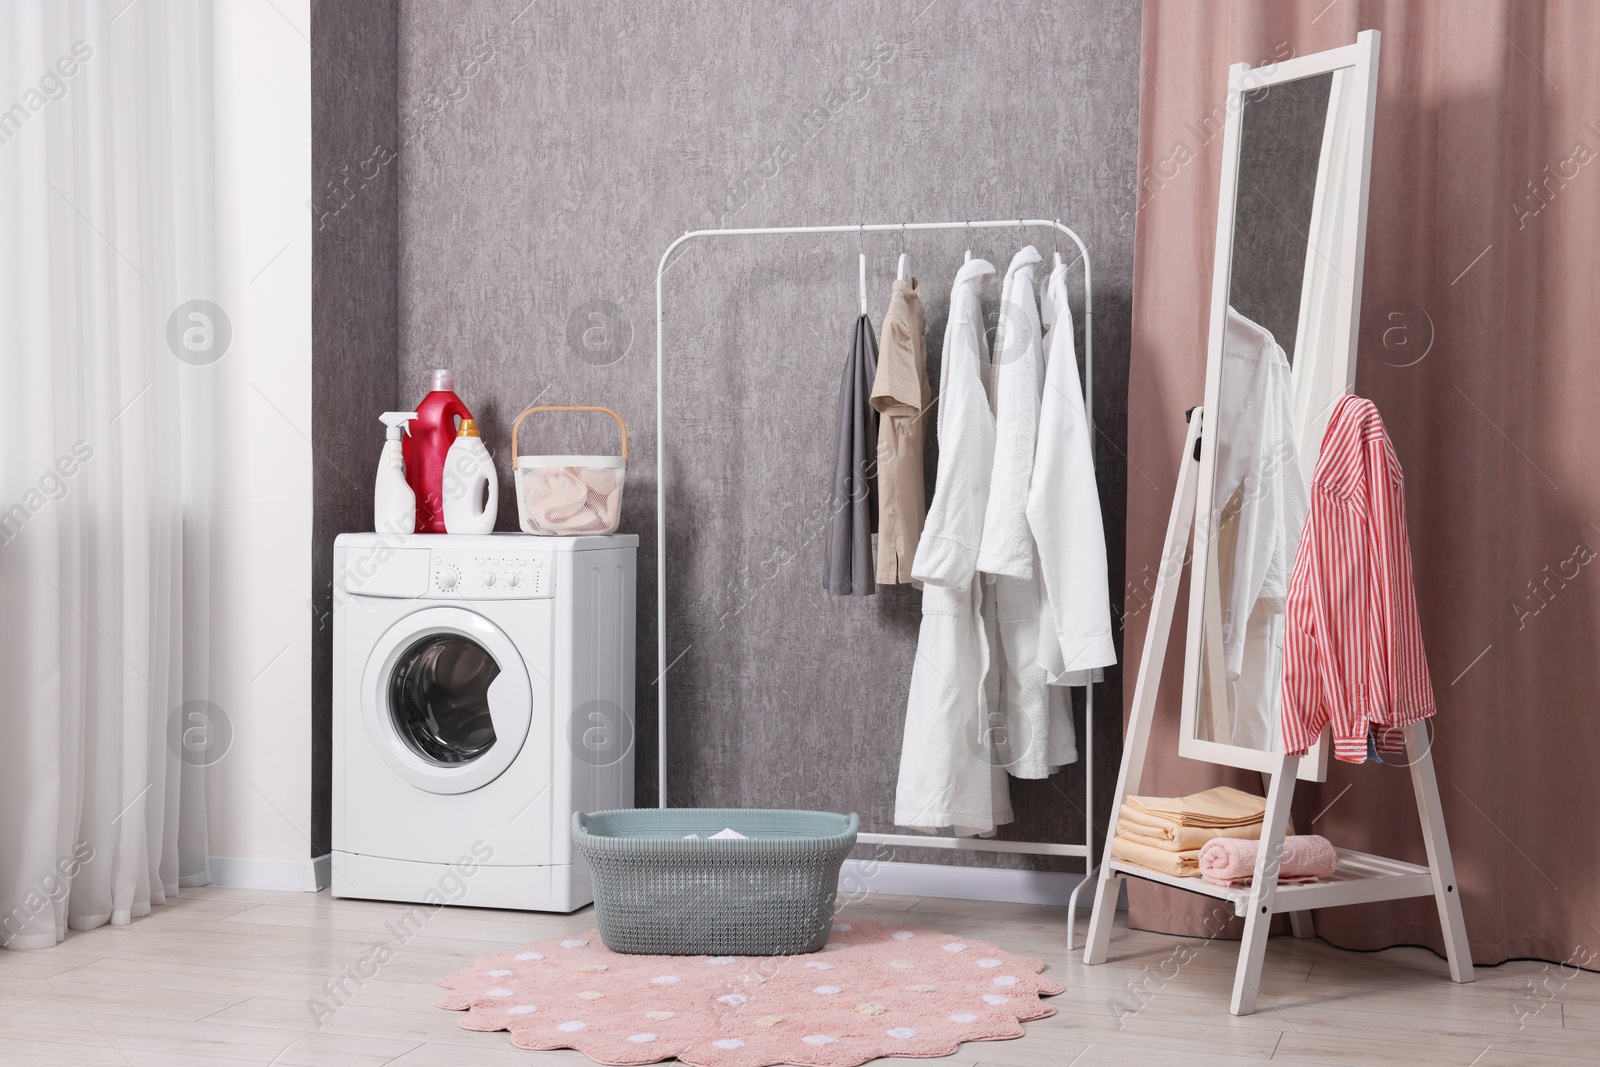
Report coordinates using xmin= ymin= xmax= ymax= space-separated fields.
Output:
xmin=380 ymin=411 xmax=420 ymax=439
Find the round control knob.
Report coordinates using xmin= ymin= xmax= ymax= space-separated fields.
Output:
xmin=437 ymin=566 xmax=459 ymax=592
xmin=482 ymin=571 xmax=496 ymax=587
xmin=505 ymin=571 xmax=521 ymax=588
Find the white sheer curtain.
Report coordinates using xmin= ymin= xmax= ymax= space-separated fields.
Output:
xmin=0 ymin=0 xmax=216 ymax=950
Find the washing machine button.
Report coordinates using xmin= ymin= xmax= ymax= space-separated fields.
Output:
xmin=505 ymin=571 xmax=521 ymax=588
xmin=437 ymin=565 xmax=460 ymax=592
xmin=482 ymin=571 xmax=497 ymax=587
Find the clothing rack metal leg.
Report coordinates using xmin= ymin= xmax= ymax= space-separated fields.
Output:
xmin=1082 ymin=409 xmax=1474 ymax=1015
xmin=655 ymin=219 xmax=1109 ymax=949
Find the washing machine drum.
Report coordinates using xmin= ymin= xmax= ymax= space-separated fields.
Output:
xmin=363 ymin=607 xmax=533 ymax=794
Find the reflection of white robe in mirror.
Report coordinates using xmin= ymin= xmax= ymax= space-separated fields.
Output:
xmin=1208 ymin=308 xmax=1309 ymax=748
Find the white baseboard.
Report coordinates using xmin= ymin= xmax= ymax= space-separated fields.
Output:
xmin=839 ymin=858 xmax=1090 ymax=907
xmin=206 ymin=855 xmax=328 ymax=893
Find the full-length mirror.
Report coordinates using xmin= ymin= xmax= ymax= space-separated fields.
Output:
xmin=1180 ymin=33 xmax=1381 ymax=779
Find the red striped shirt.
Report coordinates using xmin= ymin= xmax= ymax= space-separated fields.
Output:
xmin=1280 ymin=395 xmax=1436 ymax=762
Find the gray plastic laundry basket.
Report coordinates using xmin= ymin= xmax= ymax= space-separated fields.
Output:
xmin=572 ymin=808 xmax=859 ymax=956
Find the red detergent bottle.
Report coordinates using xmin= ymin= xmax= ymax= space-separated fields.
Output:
xmin=403 ymin=369 xmax=474 ymax=533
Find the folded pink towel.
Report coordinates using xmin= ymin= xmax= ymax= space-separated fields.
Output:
xmin=1199 ymin=835 xmax=1337 ymax=887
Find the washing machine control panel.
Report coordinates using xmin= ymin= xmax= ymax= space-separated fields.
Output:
xmin=428 ymin=549 xmax=552 ymax=599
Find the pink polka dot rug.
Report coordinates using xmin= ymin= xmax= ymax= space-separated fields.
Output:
xmin=435 ymin=918 xmax=1064 ymax=1066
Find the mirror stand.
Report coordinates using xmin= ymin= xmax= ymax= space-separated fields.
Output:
xmin=1081 ymin=411 xmax=1473 ymax=1015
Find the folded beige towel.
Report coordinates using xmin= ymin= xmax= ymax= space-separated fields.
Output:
xmin=1114 ymin=816 xmax=1262 ymax=852
xmin=1110 ymin=834 xmax=1200 ymax=878
xmin=1123 ymin=786 xmax=1267 ymax=829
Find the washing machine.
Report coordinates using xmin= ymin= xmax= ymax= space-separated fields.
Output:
xmin=331 ymin=532 xmax=635 ymax=912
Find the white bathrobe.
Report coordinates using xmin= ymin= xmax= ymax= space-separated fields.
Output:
xmin=894 ymin=258 xmax=1014 ymax=836
xmin=1207 ymin=306 xmax=1308 ymax=749
xmin=1214 ymin=307 xmax=1306 ymax=679
xmin=1028 ymin=261 xmax=1117 ymax=689
xmin=976 ymin=247 xmax=1071 ymax=779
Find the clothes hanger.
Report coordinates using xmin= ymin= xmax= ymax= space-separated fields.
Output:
xmin=896 ymin=221 xmax=908 ymax=282
xmin=963 ymin=220 xmax=972 ymax=263
xmin=858 ymin=224 xmax=868 ymax=316
xmin=1052 ymin=218 xmax=1063 ymax=270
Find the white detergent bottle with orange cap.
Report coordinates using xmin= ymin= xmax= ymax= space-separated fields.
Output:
xmin=441 ymin=418 xmax=499 ymax=535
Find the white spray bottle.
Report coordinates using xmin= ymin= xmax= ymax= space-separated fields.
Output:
xmin=442 ymin=418 xmax=498 ymax=535
xmin=376 ymin=412 xmax=419 ymax=534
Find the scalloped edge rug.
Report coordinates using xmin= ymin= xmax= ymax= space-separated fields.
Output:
xmin=436 ymin=919 xmax=1064 ymax=1066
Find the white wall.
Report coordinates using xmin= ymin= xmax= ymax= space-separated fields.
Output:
xmin=206 ymin=0 xmax=314 ymax=890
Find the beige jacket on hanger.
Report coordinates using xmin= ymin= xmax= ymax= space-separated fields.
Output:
xmin=871 ymin=278 xmax=930 ymax=584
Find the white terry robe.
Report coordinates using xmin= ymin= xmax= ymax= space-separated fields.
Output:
xmin=1214 ymin=307 xmax=1307 ymax=681
xmin=975 ymin=247 xmax=1069 ymax=779
xmin=1208 ymin=306 xmax=1308 ymax=748
xmin=1028 ymin=261 xmax=1117 ymax=689
xmin=894 ymin=258 xmax=1014 ymax=836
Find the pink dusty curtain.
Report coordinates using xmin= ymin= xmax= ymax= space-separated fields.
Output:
xmin=1126 ymin=0 xmax=1600 ymax=964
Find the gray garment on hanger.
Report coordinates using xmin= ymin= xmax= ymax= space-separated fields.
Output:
xmin=824 ymin=313 xmax=879 ymax=595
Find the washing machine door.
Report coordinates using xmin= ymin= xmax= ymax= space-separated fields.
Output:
xmin=361 ymin=606 xmax=532 ymax=794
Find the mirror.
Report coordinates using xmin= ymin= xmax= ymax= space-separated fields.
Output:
xmin=1180 ymin=33 xmax=1381 ymax=780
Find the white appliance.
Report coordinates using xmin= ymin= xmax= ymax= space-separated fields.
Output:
xmin=332 ymin=532 xmax=636 ymax=911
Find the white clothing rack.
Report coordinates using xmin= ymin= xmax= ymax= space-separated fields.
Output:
xmin=655 ymin=218 xmax=1107 ymax=946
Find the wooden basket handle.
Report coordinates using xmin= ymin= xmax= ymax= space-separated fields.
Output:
xmin=511 ymin=405 xmax=628 ymax=467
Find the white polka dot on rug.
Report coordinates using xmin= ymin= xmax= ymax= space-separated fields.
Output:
xmin=805 ymin=960 xmax=834 ymax=970
xmin=650 ymin=975 xmax=680 ymax=985
xmin=713 ymin=1038 xmax=745 ymax=1050
xmin=983 ymin=993 xmax=1012 ymax=1006
xmin=560 ymin=939 xmax=588 ymax=949
xmin=644 ymin=1011 xmax=675 ymax=1021
xmin=887 ymin=1026 xmax=919 ymax=1039
xmin=626 ymin=1033 xmax=657 ymax=1043
xmin=976 ymin=957 xmax=1002 ymax=968
xmin=486 ymin=969 xmax=512 ymax=977
xmin=831 ymin=923 xmax=852 ymax=932
xmin=949 ymin=1012 xmax=977 ymax=1023
xmin=506 ymin=1005 xmax=537 ymax=1016
xmin=718 ymin=993 xmax=748 ymax=1006
xmin=943 ymin=942 xmax=967 ymax=952
xmin=557 ymin=1020 xmax=587 ymax=1032
xmin=802 ymin=1034 xmax=838 ymax=1046
xmin=486 ymin=988 xmax=512 ymax=998
xmin=813 ymin=985 xmax=840 ymax=995
xmin=515 ymin=951 xmax=543 ymax=961
xmin=890 ymin=930 xmax=914 ymax=940
xmin=707 ymin=956 xmax=735 ymax=965
xmin=994 ymin=975 xmax=1020 ymax=987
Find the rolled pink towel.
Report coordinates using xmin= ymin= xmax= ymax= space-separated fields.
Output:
xmin=1198 ymin=835 xmax=1337 ymax=887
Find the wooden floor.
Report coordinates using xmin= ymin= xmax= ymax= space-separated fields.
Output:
xmin=0 ymin=885 xmax=1590 ymax=1066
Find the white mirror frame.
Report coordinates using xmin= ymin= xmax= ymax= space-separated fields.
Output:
xmin=1178 ymin=30 xmax=1382 ymax=782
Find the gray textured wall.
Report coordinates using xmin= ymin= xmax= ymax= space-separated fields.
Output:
xmin=371 ymin=0 xmax=1140 ymax=870
xmin=1228 ymin=74 xmax=1331 ymax=365
xmin=310 ymin=0 xmax=402 ymax=857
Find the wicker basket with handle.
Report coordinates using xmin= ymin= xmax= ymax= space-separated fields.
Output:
xmin=511 ymin=405 xmax=628 ymax=536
